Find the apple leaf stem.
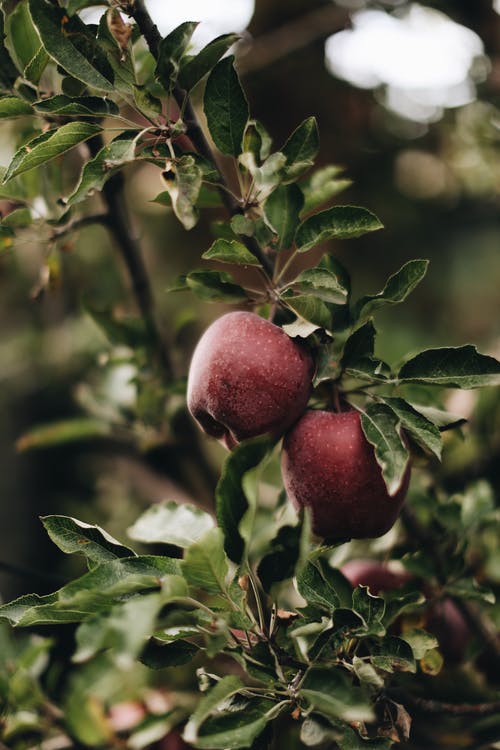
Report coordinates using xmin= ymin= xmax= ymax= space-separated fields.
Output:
xmin=126 ymin=0 xmax=274 ymax=276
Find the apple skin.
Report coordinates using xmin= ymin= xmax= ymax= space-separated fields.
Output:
xmin=341 ymin=559 xmax=411 ymax=595
xmin=156 ymin=730 xmax=193 ymax=750
xmin=281 ymin=410 xmax=410 ymax=539
xmin=187 ymin=311 xmax=314 ymax=449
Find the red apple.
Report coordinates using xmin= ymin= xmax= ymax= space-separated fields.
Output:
xmin=341 ymin=559 xmax=470 ymax=662
xmin=187 ymin=311 xmax=314 ymax=449
xmin=281 ymin=410 xmax=410 ymax=539
xmin=341 ymin=559 xmax=411 ymax=595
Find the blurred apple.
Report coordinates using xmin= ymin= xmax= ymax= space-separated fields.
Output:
xmin=341 ymin=558 xmax=411 ymax=594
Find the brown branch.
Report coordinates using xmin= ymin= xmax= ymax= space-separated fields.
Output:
xmin=238 ymin=5 xmax=349 ymax=75
xmin=387 ymin=689 xmax=500 ymax=717
xmin=86 ymin=137 xmax=218 ymax=501
xmin=126 ymin=0 xmax=274 ymax=276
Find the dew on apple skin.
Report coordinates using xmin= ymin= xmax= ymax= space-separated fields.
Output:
xmin=187 ymin=311 xmax=314 ymax=448
xmin=281 ymin=410 xmax=410 ymax=539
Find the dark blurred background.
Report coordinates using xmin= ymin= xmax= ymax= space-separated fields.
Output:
xmin=0 ymin=0 xmax=499 ymax=601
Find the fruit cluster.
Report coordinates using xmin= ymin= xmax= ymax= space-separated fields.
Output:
xmin=187 ymin=310 xmax=410 ymax=540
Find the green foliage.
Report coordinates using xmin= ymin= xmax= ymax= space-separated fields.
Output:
xmin=0 ymin=6 xmax=499 ymax=750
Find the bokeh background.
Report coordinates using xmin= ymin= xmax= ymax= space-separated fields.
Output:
xmin=0 ymin=0 xmax=499 ymax=601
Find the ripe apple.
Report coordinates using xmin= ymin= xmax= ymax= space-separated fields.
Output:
xmin=341 ymin=558 xmax=470 ymax=662
xmin=341 ymin=559 xmax=411 ymax=595
xmin=281 ymin=410 xmax=410 ymax=539
xmin=187 ymin=311 xmax=314 ymax=449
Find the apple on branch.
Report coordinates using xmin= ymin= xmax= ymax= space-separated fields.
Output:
xmin=187 ymin=311 xmax=314 ymax=449
xmin=281 ymin=410 xmax=411 ymax=540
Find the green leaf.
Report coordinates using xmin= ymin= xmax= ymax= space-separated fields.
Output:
xmin=127 ymin=501 xmax=214 ymax=549
xmin=182 ymin=527 xmax=229 ymax=595
xmin=204 ymin=56 xmax=249 ymax=156
xmin=65 ymin=137 xmax=136 ymax=206
xmin=407 ymin=403 xmax=467 ymax=431
xmin=382 ymin=590 xmax=424 ymax=626
xmin=343 ymin=321 xmax=376 ymax=361
xmin=398 ymin=345 xmax=500 ymax=389
xmin=3 ymin=122 xmax=102 ymax=182
xmin=242 ymin=119 xmax=272 ymax=163
xmin=240 ymin=151 xmax=287 ymax=201
xmin=0 ymin=167 xmax=27 ymax=201
xmin=216 ymin=437 xmax=273 ymax=563
xmin=29 ymin=0 xmax=114 ymax=92
xmin=300 ymin=668 xmax=374 ymax=723
xmin=0 ymin=556 xmax=181 ymax=626
xmin=355 ymin=259 xmax=428 ymax=322
xmin=1 ymin=206 xmax=32 ymax=227
xmin=297 ymin=560 xmax=341 ymax=611
xmin=296 ymin=205 xmax=383 ymax=253
xmin=4 ymin=0 xmax=48 ymax=84
xmin=292 ymin=267 xmax=348 ymax=304
xmin=352 ymin=587 xmax=385 ymax=636
xmin=133 ymin=84 xmax=162 ymax=119
xmin=184 ymin=677 xmax=244 ymax=744
xmin=73 ymin=576 xmax=189 ymax=665
xmin=230 ymin=214 xmax=255 ymax=236
xmin=0 ymin=95 xmax=33 ymax=118
xmin=401 ymin=628 xmax=438 ymax=660
xmin=34 ymin=94 xmax=119 ymax=117
xmin=302 ymin=165 xmax=353 ymax=214
xmin=155 ymin=21 xmax=198 ymax=91
xmin=281 ymin=116 xmax=319 ymax=181
xmin=179 ymin=33 xmax=240 ymax=91
xmin=264 ymin=184 xmax=304 ymax=250
xmin=140 ymin=638 xmax=199 ymax=669
xmin=359 ymin=403 xmax=410 ymax=496
xmin=381 ymin=397 xmax=442 ymax=459
xmin=341 ymin=321 xmax=390 ymax=382
xmin=16 ymin=417 xmax=110 ymax=452
xmin=41 ymin=515 xmax=135 ymax=568
xmin=281 ymin=292 xmax=332 ymax=332
xmin=257 ymin=524 xmax=302 ymax=592
xmin=194 ymin=700 xmax=275 ymax=750
xmin=0 ymin=12 xmax=19 ymax=92
xmin=161 ymin=154 xmax=202 ymax=230
xmin=174 ymin=270 xmax=248 ymax=302
xmin=74 ymin=592 xmax=163 ymax=664
xmin=369 ymin=635 xmax=416 ymax=673
xmin=444 ymin=578 xmax=495 ymax=604
xmin=202 ymin=238 xmax=261 ymax=267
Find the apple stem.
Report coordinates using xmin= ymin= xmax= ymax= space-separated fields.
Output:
xmin=332 ymin=383 xmax=342 ymax=413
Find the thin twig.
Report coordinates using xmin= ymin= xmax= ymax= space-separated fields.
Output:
xmin=238 ymin=5 xmax=350 ymax=75
xmin=88 ymin=135 xmax=173 ymax=379
xmin=387 ymin=689 xmax=500 ymax=717
xmin=126 ymin=0 xmax=274 ymax=276
xmin=50 ymin=212 xmax=109 ymax=242
xmin=87 ymin=136 xmax=218 ymax=501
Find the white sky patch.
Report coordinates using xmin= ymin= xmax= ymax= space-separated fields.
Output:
xmin=494 ymin=0 xmax=500 ymax=15
xmin=81 ymin=0 xmax=254 ymax=49
xmin=325 ymin=4 xmax=486 ymax=122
